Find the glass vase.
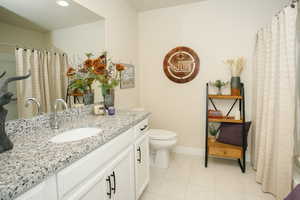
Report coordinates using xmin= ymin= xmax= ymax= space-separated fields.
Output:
xmin=101 ymin=86 xmax=115 ymax=109
xmin=83 ymin=92 xmax=94 ymax=105
xmin=230 ymin=76 xmax=241 ymax=96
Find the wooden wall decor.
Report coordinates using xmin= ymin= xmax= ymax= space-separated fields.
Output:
xmin=163 ymin=46 xmax=200 ymax=84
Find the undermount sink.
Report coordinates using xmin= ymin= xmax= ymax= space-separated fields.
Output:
xmin=50 ymin=128 xmax=102 ymax=143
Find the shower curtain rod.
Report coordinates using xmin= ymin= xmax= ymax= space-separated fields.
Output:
xmin=290 ymin=0 xmax=299 ymax=8
xmin=0 ymin=42 xmax=66 ymax=55
xmin=273 ymin=0 xmax=298 ymax=17
xmin=0 ymin=42 xmax=35 ymax=51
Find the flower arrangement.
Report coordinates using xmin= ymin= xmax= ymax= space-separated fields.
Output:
xmin=224 ymin=57 xmax=246 ymax=77
xmin=66 ymin=52 xmax=125 ymax=96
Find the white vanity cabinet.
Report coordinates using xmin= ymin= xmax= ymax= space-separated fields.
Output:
xmin=15 ymin=118 xmax=149 ymax=200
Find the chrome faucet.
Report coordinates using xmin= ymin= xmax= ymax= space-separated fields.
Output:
xmin=51 ymin=99 xmax=68 ymax=129
xmin=25 ymin=97 xmax=41 ymax=116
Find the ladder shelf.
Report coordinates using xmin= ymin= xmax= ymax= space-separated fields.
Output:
xmin=205 ymin=83 xmax=247 ymax=173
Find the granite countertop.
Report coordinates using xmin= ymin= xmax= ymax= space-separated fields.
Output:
xmin=0 ymin=110 xmax=150 ymax=200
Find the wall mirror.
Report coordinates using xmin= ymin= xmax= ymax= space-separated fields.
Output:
xmin=0 ymin=0 xmax=106 ymax=120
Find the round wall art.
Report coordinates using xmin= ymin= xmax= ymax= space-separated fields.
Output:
xmin=163 ymin=46 xmax=200 ymax=84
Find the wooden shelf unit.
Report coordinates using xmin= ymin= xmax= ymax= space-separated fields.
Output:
xmin=205 ymin=83 xmax=247 ymax=173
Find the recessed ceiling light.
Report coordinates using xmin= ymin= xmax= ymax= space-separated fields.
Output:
xmin=56 ymin=0 xmax=69 ymax=7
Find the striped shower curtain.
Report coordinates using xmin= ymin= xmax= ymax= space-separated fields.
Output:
xmin=15 ymin=49 xmax=68 ymax=118
xmin=251 ymin=3 xmax=298 ymax=200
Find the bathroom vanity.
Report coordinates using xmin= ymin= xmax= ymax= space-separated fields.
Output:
xmin=0 ymin=109 xmax=150 ymax=200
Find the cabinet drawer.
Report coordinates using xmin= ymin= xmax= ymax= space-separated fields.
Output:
xmin=135 ymin=119 xmax=149 ymax=138
xmin=208 ymin=140 xmax=242 ymax=159
xmin=209 ymin=146 xmax=241 ymax=158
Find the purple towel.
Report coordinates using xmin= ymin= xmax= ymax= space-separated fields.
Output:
xmin=285 ymin=185 xmax=300 ymax=200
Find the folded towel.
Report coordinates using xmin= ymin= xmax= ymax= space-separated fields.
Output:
xmin=285 ymin=184 xmax=300 ymax=200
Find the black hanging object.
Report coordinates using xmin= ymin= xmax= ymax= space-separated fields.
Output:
xmin=0 ymin=70 xmax=31 ymax=153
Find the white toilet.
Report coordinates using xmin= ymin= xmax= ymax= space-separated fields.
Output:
xmin=148 ymin=129 xmax=177 ymax=168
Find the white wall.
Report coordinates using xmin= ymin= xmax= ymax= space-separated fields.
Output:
xmin=74 ymin=0 xmax=140 ymax=109
xmin=0 ymin=21 xmax=47 ymax=48
xmin=47 ymin=20 xmax=106 ymax=55
xmin=138 ymin=0 xmax=286 ymax=149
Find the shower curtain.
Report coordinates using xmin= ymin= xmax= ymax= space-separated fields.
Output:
xmin=15 ymin=48 xmax=68 ymax=118
xmin=251 ymin=4 xmax=298 ymax=200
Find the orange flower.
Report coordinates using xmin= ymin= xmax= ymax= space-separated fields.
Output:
xmin=92 ymin=58 xmax=106 ymax=75
xmin=93 ymin=58 xmax=105 ymax=68
xmin=66 ymin=67 xmax=75 ymax=76
xmin=93 ymin=67 xmax=105 ymax=75
xmin=93 ymin=64 xmax=106 ymax=75
xmin=84 ymin=59 xmax=93 ymax=68
xmin=116 ymin=64 xmax=125 ymax=71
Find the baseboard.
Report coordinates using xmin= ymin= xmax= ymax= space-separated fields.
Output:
xmin=172 ymin=145 xmax=205 ymax=156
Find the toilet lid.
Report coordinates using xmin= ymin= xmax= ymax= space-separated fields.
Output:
xmin=147 ymin=129 xmax=177 ymax=140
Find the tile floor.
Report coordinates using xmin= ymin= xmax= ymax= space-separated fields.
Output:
xmin=139 ymin=154 xmax=275 ymax=200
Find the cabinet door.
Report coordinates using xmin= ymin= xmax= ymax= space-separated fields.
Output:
xmin=135 ymin=135 xmax=150 ymax=199
xmin=80 ymin=176 xmax=108 ymax=200
xmin=111 ymin=147 xmax=135 ymax=200
xmin=63 ymin=169 xmax=110 ymax=200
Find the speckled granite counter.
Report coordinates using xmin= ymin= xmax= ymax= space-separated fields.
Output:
xmin=0 ymin=109 xmax=150 ymax=200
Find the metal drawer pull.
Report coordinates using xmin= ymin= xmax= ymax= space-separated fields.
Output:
xmin=111 ymin=171 xmax=116 ymax=194
xmin=137 ymin=147 xmax=142 ymax=163
xmin=140 ymin=125 xmax=148 ymax=131
xmin=106 ymin=176 xmax=112 ymax=198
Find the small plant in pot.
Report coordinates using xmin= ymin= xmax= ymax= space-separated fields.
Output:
xmin=208 ymin=124 xmax=218 ymax=142
xmin=209 ymin=80 xmax=229 ymax=95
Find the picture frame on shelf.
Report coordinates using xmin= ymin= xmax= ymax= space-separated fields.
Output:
xmin=120 ymin=63 xmax=135 ymax=89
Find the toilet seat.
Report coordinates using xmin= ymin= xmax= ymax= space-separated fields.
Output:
xmin=148 ymin=129 xmax=177 ymax=140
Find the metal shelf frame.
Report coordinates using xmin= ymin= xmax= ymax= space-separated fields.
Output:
xmin=205 ymin=83 xmax=247 ymax=173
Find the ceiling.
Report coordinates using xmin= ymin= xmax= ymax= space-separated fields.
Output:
xmin=0 ymin=0 xmax=103 ymax=32
xmin=130 ymin=0 xmax=207 ymax=11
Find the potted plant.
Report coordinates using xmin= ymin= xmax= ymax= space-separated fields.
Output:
xmin=224 ymin=57 xmax=245 ymax=96
xmin=208 ymin=124 xmax=218 ymax=142
xmin=209 ymin=80 xmax=229 ymax=95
